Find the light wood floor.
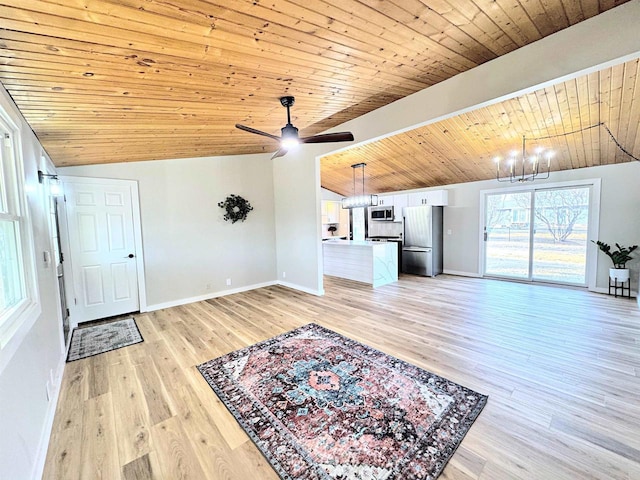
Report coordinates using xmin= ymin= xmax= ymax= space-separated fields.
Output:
xmin=43 ymin=275 xmax=640 ymax=480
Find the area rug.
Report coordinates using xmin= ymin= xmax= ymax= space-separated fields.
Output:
xmin=197 ymin=323 xmax=487 ymax=480
xmin=67 ymin=317 xmax=143 ymax=362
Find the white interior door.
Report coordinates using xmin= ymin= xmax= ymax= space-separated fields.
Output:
xmin=63 ymin=178 xmax=141 ymax=322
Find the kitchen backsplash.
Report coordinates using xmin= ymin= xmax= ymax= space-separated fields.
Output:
xmin=368 ymin=219 xmax=403 ymax=238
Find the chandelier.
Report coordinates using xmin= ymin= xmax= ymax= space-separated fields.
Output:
xmin=494 ymin=135 xmax=552 ymax=183
xmin=341 ymin=163 xmax=378 ymax=209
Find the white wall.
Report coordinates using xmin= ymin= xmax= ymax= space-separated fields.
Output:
xmin=321 ymin=188 xmax=342 ymax=201
xmin=273 ymin=147 xmax=324 ymax=295
xmin=59 ymin=154 xmax=277 ymax=308
xmin=0 ymin=87 xmax=66 ymax=480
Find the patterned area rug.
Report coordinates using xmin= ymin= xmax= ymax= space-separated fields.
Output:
xmin=67 ymin=318 xmax=143 ymax=362
xmin=197 ymin=323 xmax=487 ymax=480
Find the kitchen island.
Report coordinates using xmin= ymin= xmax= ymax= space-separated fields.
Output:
xmin=322 ymin=240 xmax=398 ymax=287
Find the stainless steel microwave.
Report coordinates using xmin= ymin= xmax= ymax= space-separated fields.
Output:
xmin=370 ymin=206 xmax=394 ymax=221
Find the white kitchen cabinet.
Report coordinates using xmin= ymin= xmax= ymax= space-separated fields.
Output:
xmin=407 ymin=189 xmax=449 ymax=206
xmin=377 ymin=196 xmax=392 ymax=206
xmin=432 ymin=190 xmax=448 ymax=205
xmin=373 ymin=194 xmax=407 ymax=220
xmin=321 ymin=200 xmax=340 ymax=224
xmin=392 ymin=194 xmax=407 ymax=220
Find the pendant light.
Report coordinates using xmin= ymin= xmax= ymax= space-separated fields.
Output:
xmin=341 ymin=163 xmax=378 ymax=209
xmin=494 ymin=135 xmax=552 ymax=183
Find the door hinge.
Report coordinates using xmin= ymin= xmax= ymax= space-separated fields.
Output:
xmin=60 ymin=252 xmax=64 ymax=262
xmin=66 ymin=308 xmax=70 ymax=317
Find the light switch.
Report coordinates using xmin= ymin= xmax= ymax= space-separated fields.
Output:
xmin=43 ymin=250 xmax=51 ymax=267
xmin=447 ymin=229 xmax=452 ymax=235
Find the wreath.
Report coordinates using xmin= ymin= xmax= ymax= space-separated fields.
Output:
xmin=218 ymin=194 xmax=253 ymax=223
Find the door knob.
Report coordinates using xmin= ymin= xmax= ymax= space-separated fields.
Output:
xmin=126 ymin=253 xmax=135 ymax=258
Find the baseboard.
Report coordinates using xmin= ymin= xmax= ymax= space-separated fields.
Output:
xmin=31 ymin=352 xmax=66 ymax=480
xmin=144 ymin=281 xmax=280 ymax=311
xmin=442 ymin=269 xmax=482 ymax=278
xmin=144 ymin=279 xmax=328 ymax=312
xmin=277 ymin=281 xmax=324 ymax=296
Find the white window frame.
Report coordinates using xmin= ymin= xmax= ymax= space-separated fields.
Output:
xmin=0 ymin=101 xmax=41 ymax=373
xmin=479 ymin=178 xmax=601 ymax=291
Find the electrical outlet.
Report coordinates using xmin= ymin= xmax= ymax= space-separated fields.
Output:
xmin=282 ymin=271 xmax=286 ymax=279
xmin=447 ymin=229 xmax=452 ymax=235
xmin=226 ymin=278 xmax=232 ymax=286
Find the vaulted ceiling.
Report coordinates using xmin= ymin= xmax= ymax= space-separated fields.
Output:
xmin=0 ymin=0 xmax=635 ymax=191
xmin=321 ymin=58 xmax=640 ymax=195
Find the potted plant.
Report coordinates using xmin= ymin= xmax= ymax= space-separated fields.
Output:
xmin=327 ymin=225 xmax=338 ymax=236
xmin=592 ymin=240 xmax=638 ymax=282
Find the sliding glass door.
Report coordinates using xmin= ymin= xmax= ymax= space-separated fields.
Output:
xmin=531 ymin=187 xmax=590 ymax=284
xmin=483 ymin=185 xmax=591 ymax=286
xmin=484 ymin=191 xmax=532 ymax=279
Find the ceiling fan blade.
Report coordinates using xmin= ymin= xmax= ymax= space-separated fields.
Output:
xmin=271 ymin=148 xmax=288 ymax=160
xmin=236 ymin=124 xmax=281 ymax=141
xmin=300 ymin=132 xmax=354 ymax=144
xmin=238 ymin=98 xmax=352 ymax=155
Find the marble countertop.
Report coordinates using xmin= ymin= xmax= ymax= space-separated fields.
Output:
xmin=323 ymin=239 xmax=396 ymax=247
xmin=323 ymin=239 xmax=375 ymax=246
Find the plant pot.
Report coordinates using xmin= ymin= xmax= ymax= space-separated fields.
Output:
xmin=609 ymin=268 xmax=630 ymax=282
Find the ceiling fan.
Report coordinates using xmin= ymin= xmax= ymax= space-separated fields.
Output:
xmin=235 ymin=96 xmax=355 ymax=159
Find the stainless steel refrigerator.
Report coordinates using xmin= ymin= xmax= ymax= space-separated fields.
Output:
xmin=402 ymin=206 xmax=443 ymax=277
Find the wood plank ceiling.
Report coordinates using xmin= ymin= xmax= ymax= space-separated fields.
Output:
xmin=0 ymin=0 xmax=633 ymax=189
xmin=321 ymin=58 xmax=640 ymax=195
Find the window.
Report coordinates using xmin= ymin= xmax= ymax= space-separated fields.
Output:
xmin=482 ymin=181 xmax=599 ymax=287
xmin=0 ymin=219 xmax=25 ymax=313
xmin=0 ymin=113 xmax=39 ymax=351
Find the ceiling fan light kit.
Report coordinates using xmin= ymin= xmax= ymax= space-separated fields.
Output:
xmin=277 ymin=96 xmax=300 ymax=150
xmin=236 ymin=96 xmax=354 ymax=160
